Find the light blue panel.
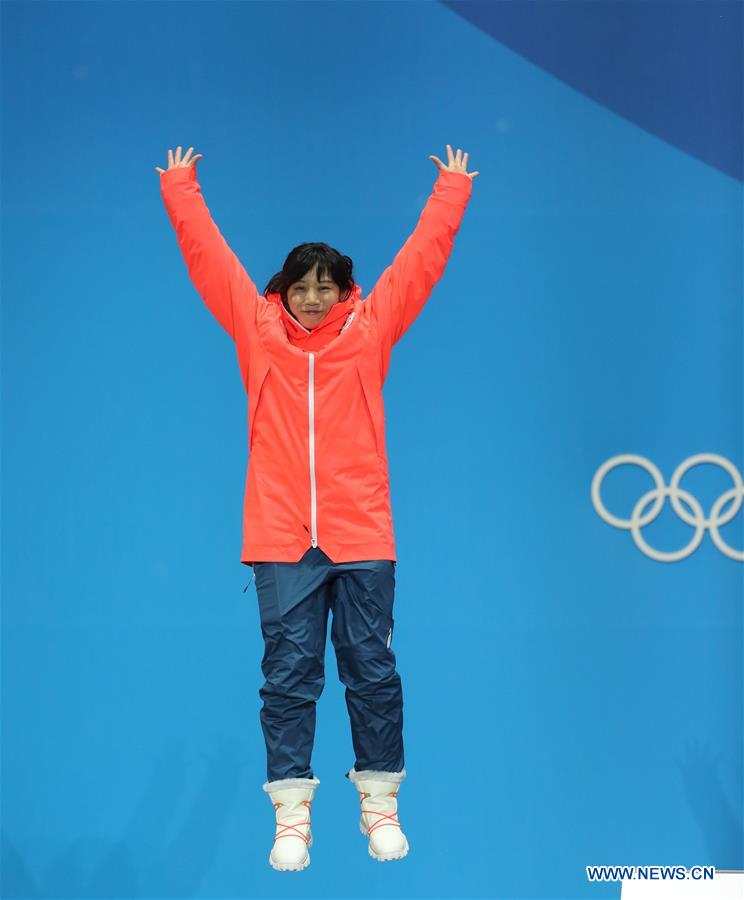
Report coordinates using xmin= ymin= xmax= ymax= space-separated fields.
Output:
xmin=2 ymin=1 xmax=741 ymax=898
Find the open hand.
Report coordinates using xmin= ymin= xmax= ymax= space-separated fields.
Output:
xmin=429 ymin=144 xmax=479 ymax=180
xmin=154 ymin=145 xmax=203 ymax=175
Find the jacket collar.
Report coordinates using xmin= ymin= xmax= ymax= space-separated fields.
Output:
xmin=266 ymin=283 xmax=362 ymax=350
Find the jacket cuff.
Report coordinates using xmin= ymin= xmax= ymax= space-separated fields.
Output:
xmin=160 ymin=165 xmax=197 ymax=183
xmin=435 ymin=168 xmax=473 ymax=203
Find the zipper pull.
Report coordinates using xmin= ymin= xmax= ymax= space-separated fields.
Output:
xmin=304 ymin=524 xmax=317 ymax=549
xmin=243 ymin=571 xmax=256 ymax=593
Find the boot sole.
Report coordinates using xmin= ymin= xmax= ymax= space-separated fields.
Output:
xmin=359 ymin=820 xmax=409 ymax=861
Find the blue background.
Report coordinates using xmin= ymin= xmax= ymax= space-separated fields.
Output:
xmin=2 ymin=2 xmax=742 ymax=898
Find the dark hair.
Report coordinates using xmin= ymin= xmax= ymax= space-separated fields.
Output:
xmin=263 ymin=242 xmax=355 ymax=307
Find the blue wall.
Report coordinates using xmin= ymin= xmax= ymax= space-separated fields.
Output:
xmin=3 ymin=2 xmax=741 ymax=898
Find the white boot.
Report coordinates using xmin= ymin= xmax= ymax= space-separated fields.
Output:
xmin=347 ymin=768 xmax=409 ymax=861
xmin=262 ymin=776 xmax=320 ymax=871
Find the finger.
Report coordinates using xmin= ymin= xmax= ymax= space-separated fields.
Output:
xmin=429 ymin=155 xmax=443 ymax=169
xmin=456 ymin=147 xmax=462 ymax=163
xmin=155 ymin=167 xmax=164 ymax=174
xmin=463 ymin=151 xmax=469 ymax=168
xmin=168 ymin=148 xmax=174 ymax=168
xmin=182 ymin=146 xmax=194 ymax=165
xmin=191 ymin=153 xmax=203 ymax=165
xmin=446 ymin=144 xmax=454 ymax=165
xmin=470 ymin=171 xmax=480 ymax=179
xmin=175 ymin=145 xmax=182 ymax=165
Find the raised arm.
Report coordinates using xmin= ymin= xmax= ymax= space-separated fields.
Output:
xmin=366 ymin=145 xmax=477 ymax=351
xmin=157 ymin=146 xmax=259 ymax=342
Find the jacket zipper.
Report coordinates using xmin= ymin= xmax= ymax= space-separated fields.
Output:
xmin=308 ymin=352 xmax=318 ymax=548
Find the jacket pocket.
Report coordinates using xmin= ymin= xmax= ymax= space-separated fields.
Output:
xmin=248 ymin=358 xmax=271 ymax=452
xmin=355 ymin=359 xmax=385 ymax=462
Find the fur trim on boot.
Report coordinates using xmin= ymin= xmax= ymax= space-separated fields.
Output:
xmin=263 ymin=776 xmax=320 ymax=792
xmin=346 ymin=768 xmax=407 ymax=784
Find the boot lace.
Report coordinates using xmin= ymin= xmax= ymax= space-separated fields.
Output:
xmin=358 ymin=790 xmax=401 ymax=836
xmin=273 ymin=799 xmax=311 ymax=845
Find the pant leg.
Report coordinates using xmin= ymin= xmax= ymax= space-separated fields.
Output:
xmin=254 ymin=548 xmax=332 ymax=782
xmin=329 ymin=559 xmax=405 ymax=774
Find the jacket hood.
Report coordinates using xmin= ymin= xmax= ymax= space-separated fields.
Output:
xmin=265 ymin=283 xmax=362 ymax=351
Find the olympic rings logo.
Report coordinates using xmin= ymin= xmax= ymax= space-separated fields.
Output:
xmin=591 ymin=454 xmax=743 ymax=562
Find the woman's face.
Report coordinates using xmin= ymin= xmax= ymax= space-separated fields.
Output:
xmin=286 ymin=263 xmax=341 ymax=330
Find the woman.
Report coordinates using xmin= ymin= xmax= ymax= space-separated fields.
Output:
xmin=157 ymin=144 xmax=477 ymax=870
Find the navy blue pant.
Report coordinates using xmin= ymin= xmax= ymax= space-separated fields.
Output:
xmin=253 ymin=547 xmax=405 ymax=782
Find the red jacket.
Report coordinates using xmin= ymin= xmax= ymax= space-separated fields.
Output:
xmin=160 ymin=165 xmax=472 ymax=565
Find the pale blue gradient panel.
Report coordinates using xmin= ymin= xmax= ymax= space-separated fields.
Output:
xmin=2 ymin=2 xmax=741 ymax=899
